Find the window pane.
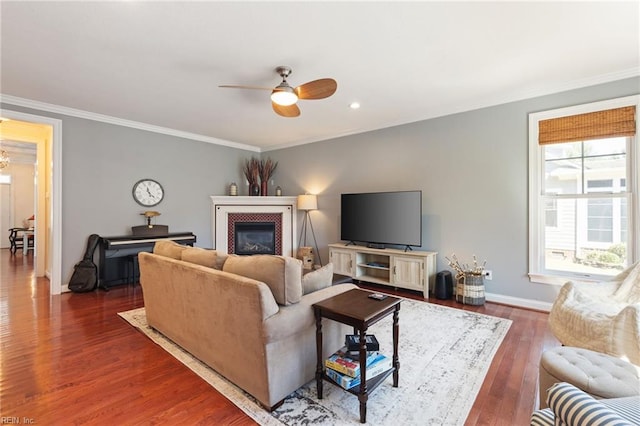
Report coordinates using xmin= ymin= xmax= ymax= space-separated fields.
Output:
xmin=583 ymin=137 xmax=626 ymax=156
xmin=545 ymin=199 xmax=557 ymax=227
xmin=584 ymin=156 xmax=626 ymax=193
xmin=544 ymin=138 xmax=627 ymax=195
xmin=544 ymin=142 xmax=581 ymax=160
xmin=544 ymin=197 xmax=627 ymax=277
xmin=544 ymin=157 xmax=582 ymax=194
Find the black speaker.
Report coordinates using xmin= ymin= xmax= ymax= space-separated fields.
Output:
xmin=435 ymin=270 xmax=453 ymax=300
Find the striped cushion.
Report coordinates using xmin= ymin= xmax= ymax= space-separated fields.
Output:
xmin=530 ymin=408 xmax=555 ymax=426
xmin=547 ymin=383 xmax=633 ymax=426
xmin=601 ymin=396 xmax=640 ymax=425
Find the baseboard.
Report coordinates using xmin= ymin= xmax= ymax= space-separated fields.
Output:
xmin=485 ymin=292 xmax=552 ymax=312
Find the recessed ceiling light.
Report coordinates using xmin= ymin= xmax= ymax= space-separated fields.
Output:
xmin=349 ymin=102 xmax=360 ymax=110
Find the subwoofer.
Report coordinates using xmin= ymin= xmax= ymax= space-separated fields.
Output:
xmin=435 ymin=270 xmax=453 ymax=300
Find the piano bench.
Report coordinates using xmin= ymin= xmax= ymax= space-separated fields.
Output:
xmin=125 ymin=254 xmax=139 ymax=286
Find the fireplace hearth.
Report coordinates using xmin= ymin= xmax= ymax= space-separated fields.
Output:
xmin=234 ymin=222 xmax=276 ymax=255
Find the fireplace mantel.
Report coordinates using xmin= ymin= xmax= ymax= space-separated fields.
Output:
xmin=210 ymin=196 xmax=298 ymax=257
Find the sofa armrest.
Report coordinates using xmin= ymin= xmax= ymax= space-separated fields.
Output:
xmin=262 ymin=283 xmax=358 ymax=344
xmin=547 ymin=382 xmax=631 ymax=426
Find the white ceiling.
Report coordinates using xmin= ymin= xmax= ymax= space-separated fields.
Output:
xmin=1 ymin=1 xmax=638 ymax=151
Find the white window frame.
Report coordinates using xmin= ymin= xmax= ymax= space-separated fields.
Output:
xmin=528 ymin=95 xmax=640 ymax=285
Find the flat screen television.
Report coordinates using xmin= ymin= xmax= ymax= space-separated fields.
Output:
xmin=340 ymin=190 xmax=422 ymax=249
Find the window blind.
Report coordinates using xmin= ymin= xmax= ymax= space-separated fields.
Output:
xmin=538 ymin=106 xmax=636 ymax=145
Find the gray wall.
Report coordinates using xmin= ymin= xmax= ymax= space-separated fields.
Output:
xmin=1 ymin=102 xmax=254 ymax=284
xmin=267 ymin=77 xmax=640 ymax=305
xmin=3 ymin=76 xmax=638 ymax=304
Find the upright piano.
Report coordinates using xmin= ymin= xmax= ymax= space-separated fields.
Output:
xmin=98 ymin=232 xmax=196 ymax=289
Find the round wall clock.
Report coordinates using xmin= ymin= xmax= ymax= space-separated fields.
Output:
xmin=132 ymin=179 xmax=164 ymax=207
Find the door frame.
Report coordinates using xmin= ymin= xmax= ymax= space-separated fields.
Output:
xmin=1 ymin=109 xmax=62 ymax=295
xmin=0 ymin=182 xmax=11 ymax=249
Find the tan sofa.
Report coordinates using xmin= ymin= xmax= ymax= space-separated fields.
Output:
xmin=138 ymin=241 xmax=358 ymax=409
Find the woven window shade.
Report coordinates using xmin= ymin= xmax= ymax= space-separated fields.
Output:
xmin=539 ymin=106 xmax=636 ymax=145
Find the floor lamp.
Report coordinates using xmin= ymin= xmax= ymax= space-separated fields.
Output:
xmin=297 ymin=194 xmax=322 ymax=267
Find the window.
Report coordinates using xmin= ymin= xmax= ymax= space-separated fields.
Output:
xmin=529 ymin=96 xmax=638 ymax=284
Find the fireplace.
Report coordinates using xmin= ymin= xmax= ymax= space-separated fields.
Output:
xmin=211 ymin=196 xmax=298 ymax=257
xmin=234 ymin=222 xmax=276 ymax=255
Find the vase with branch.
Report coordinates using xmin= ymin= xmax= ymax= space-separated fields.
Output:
xmin=243 ymin=157 xmax=261 ymax=196
xmin=259 ymin=157 xmax=278 ymax=196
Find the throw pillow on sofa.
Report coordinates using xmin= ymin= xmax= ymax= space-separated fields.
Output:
xmin=181 ymin=247 xmax=217 ymax=269
xmin=154 ymin=240 xmax=188 ymax=259
xmin=223 ymin=255 xmax=303 ymax=306
xmin=302 ymin=263 xmax=334 ymax=295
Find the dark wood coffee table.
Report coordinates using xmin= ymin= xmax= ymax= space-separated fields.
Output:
xmin=313 ymin=289 xmax=401 ymax=423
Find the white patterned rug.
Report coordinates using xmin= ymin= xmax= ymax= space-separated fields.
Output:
xmin=119 ymin=299 xmax=511 ymax=425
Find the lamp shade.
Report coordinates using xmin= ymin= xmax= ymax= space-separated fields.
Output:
xmin=297 ymin=194 xmax=317 ymax=211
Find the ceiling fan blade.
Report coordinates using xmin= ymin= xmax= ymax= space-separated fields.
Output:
xmin=295 ymin=78 xmax=337 ymax=100
xmin=218 ymin=84 xmax=273 ymax=91
xmin=272 ymin=102 xmax=300 ymax=118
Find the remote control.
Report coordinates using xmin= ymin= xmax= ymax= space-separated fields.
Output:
xmin=368 ymin=293 xmax=387 ymax=300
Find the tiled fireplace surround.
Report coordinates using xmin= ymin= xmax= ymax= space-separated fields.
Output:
xmin=210 ymin=196 xmax=298 ymax=257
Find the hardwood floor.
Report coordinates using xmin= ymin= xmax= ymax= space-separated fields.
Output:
xmin=1 ymin=249 xmax=560 ymax=425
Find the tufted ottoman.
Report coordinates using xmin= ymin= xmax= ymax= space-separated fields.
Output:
xmin=539 ymin=346 xmax=640 ymax=408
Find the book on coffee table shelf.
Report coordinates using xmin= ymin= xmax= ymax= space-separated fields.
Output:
xmin=345 ymin=334 xmax=380 ymax=352
xmin=325 ymin=346 xmax=380 ymax=378
xmin=325 ymin=353 xmax=393 ymax=390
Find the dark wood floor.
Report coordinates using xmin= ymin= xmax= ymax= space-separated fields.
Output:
xmin=1 ymin=249 xmax=560 ymax=425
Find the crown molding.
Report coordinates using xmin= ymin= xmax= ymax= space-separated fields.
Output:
xmin=0 ymin=94 xmax=261 ymax=153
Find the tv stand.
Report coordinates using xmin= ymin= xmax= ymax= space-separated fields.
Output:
xmin=329 ymin=243 xmax=437 ymax=298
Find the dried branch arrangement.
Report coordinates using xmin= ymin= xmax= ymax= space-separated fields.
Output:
xmin=446 ymin=253 xmax=487 ymax=277
xmin=259 ymin=157 xmax=278 ymax=182
xmin=243 ymin=157 xmax=260 ymax=185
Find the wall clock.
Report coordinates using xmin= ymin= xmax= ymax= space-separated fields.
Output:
xmin=132 ymin=179 xmax=164 ymax=207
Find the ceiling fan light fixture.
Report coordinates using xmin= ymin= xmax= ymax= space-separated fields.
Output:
xmin=271 ymin=85 xmax=298 ymax=106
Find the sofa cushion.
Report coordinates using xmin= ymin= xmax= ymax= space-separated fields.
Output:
xmin=181 ymin=247 xmax=217 ymax=268
xmin=153 ymin=240 xmax=188 ymax=259
xmin=302 ymin=263 xmax=334 ymax=295
xmin=223 ymin=255 xmax=303 ymax=305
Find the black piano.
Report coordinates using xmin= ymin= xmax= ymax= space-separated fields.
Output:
xmin=98 ymin=232 xmax=196 ymax=289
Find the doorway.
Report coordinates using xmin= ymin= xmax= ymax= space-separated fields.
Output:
xmin=0 ymin=140 xmax=37 ymax=251
xmin=0 ymin=110 xmax=62 ymax=294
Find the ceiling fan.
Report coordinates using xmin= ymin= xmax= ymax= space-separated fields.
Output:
xmin=219 ymin=66 xmax=337 ymax=118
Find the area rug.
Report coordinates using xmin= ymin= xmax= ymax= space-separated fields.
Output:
xmin=119 ymin=299 xmax=511 ymax=425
